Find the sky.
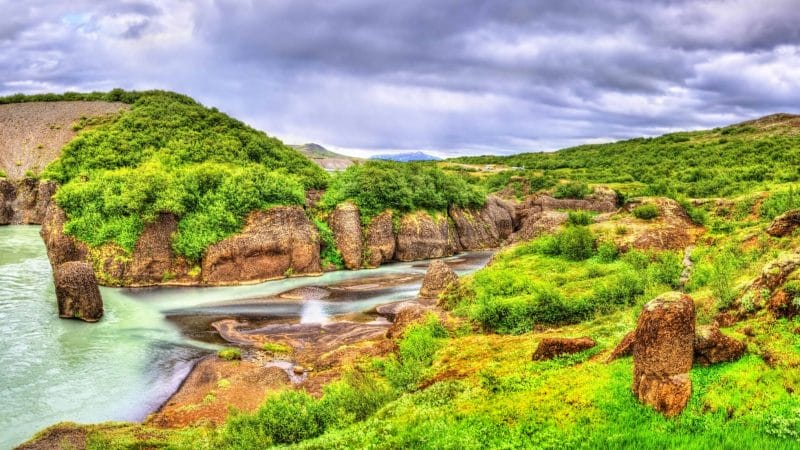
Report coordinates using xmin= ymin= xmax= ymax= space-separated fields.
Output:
xmin=2 ymin=1 xmax=799 ymax=158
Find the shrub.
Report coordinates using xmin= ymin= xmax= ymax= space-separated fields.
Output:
xmin=222 ymin=391 xmax=327 ymax=446
xmin=596 ymin=241 xmax=619 ymax=262
xmin=320 ymin=160 xmax=485 ymax=219
xmin=632 ymin=204 xmax=659 ymax=220
xmin=557 ymin=226 xmax=595 ymax=261
xmin=314 ymin=218 xmax=344 ymax=269
xmin=709 ymin=251 xmax=738 ymax=310
xmin=761 ymin=186 xmax=800 ymax=220
xmin=592 ymin=270 xmax=646 ymax=309
xmin=383 ymin=316 xmax=448 ymax=390
xmin=567 ymin=210 xmax=592 ymax=226
xmin=553 ymin=181 xmax=591 ymax=199
xmin=647 ymin=251 xmax=684 ymax=288
xmin=218 ymin=347 xmax=242 ymax=360
xmin=0 ymin=169 xmax=6 ymax=178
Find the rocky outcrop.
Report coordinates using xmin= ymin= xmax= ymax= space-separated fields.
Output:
xmin=0 ymin=178 xmax=55 ymax=225
xmin=40 ymin=201 xmax=88 ymax=267
xmin=386 ymin=302 xmax=435 ymax=339
xmin=395 ymin=212 xmax=456 ymax=261
xmin=513 ymin=210 xmax=568 ymax=242
xmin=767 ymin=210 xmax=800 ymax=237
xmin=329 ymin=202 xmax=363 ymax=269
xmin=750 ymin=252 xmax=800 ymax=291
xmin=694 ymin=324 xmax=746 ymax=366
xmin=532 ymin=336 xmax=596 ymax=361
xmin=365 ymin=211 xmax=395 ymax=267
xmin=53 ymin=261 xmax=103 ymax=322
xmin=127 ymin=213 xmax=190 ymax=285
xmin=419 ymin=259 xmax=458 ymax=299
xmin=202 ymin=206 xmax=321 ymax=284
xmin=632 ymin=292 xmax=695 ymax=417
xmin=449 ymin=196 xmax=516 ymax=249
xmin=624 ymin=198 xmax=700 ymax=251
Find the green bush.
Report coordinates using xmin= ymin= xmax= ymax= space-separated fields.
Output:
xmin=217 ymin=347 xmax=242 ymax=360
xmin=592 ymin=270 xmax=646 ymax=308
xmin=761 ymin=186 xmax=800 ymax=220
xmin=553 ymin=181 xmax=591 ymax=199
xmin=557 ymin=226 xmax=595 ymax=261
xmin=320 ymin=160 xmax=485 ymax=219
xmin=314 ymin=218 xmax=344 ymax=269
xmin=567 ymin=210 xmax=593 ymax=226
xmin=647 ymin=251 xmax=684 ymax=288
xmin=222 ymin=390 xmax=327 ymax=446
xmin=596 ymin=241 xmax=619 ymax=262
xmin=0 ymin=169 xmax=6 ymax=178
xmin=44 ymin=91 xmax=326 ymax=260
xmin=383 ymin=316 xmax=448 ymax=390
xmin=632 ymin=204 xmax=659 ymax=220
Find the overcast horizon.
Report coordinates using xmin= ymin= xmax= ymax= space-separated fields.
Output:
xmin=2 ymin=1 xmax=800 ymax=158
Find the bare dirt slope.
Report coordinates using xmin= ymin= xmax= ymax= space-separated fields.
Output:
xmin=0 ymin=101 xmax=128 ymax=178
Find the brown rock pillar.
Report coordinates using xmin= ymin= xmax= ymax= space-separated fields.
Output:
xmin=632 ymin=292 xmax=695 ymax=416
xmin=54 ymin=261 xmax=104 ymax=322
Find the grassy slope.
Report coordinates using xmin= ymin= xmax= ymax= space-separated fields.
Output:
xmin=453 ymin=113 xmax=800 ymax=198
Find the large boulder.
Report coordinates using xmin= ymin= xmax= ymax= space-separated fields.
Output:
xmin=13 ymin=177 xmax=40 ymax=224
xmin=364 ymin=211 xmax=396 ymax=267
xmin=53 ymin=261 xmax=103 ymax=322
xmin=34 ymin=180 xmax=57 ymax=223
xmin=751 ymin=252 xmax=800 ymax=291
xmin=532 ymin=336 xmax=596 ymax=361
xmin=767 ymin=210 xmax=800 ymax=237
xmin=40 ymin=201 xmax=88 ymax=267
xmin=395 ymin=212 xmax=456 ymax=261
xmin=694 ymin=324 xmax=746 ymax=366
xmin=329 ymin=202 xmax=363 ymax=269
xmin=202 ymin=206 xmax=321 ymax=284
xmin=419 ymin=259 xmax=458 ymax=299
xmin=632 ymin=292 xmax=695 ymax=417
xmin=128 ymin=213 xmax=189 ymax=285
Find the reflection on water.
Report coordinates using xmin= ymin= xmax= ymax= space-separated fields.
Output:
xmin=0 ymin=225 xmax=492 ymax=448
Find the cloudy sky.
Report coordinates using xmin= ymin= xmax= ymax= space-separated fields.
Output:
xmin=2 ymin=1 xmax=799 ymax=157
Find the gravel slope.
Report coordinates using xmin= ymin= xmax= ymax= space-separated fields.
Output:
xmin=0 ymin=101 xmax=128 ymax=178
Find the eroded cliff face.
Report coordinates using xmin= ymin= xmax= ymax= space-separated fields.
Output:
xmin=0 ymin=178 xmax=56 ymax=225
xmin=36 ymin=188 xmax=632 ymax=286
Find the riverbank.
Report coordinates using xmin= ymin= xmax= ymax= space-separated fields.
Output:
xmin=4 ymin=224 xmax=491 ymax=449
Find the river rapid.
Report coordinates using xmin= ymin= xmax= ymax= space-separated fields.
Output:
xmin=0 ymin=225 xmax=491 ymax=448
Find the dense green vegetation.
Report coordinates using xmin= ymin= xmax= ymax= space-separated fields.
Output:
xmin=454 ymin=114 xmax=800 ymax=198
xmin=40 ymin=91 xmax=328 ymax=259
xmin=320 ymin=160 xmax=485 ymax=219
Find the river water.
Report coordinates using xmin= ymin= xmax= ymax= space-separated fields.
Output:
xmin=0 ymin=225 xmax=491 ymax=448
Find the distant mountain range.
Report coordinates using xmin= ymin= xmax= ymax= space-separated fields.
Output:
xmin=370 ymin=151 xmax=441 ymax=162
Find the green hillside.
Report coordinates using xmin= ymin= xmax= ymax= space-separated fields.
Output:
xmin=454 ymin=113 xmax=800 ymax=198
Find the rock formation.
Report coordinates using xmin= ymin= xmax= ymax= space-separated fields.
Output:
xmin=40 ymin=201 xmax=88 ymax=267
xmin=53 ymin=261 xmax=103 ymax=322
xmin=449 ymin=195 xmax=516 ymax=249
xmin=395 ymin=212 xmax=456 ymax=261
xmin=364 ymin=211 xmax=395 ymax=267
xmin=532 ymin=336 xmax=596 ymax=361
xmin=694 ymin=324 xmax=746 ymax=366
xmin=0 ymin=178 xmax=56 ymax=225
xmin=767 ymin=210 xmax=800 ymax=237
xmin=329 ymin=202 xmax=363 ymax=269
xmin=419 ymin=259 xmax=459 ymax=299
xmin=202 ymin=206 xmax=321 ymax=284
xmin=128 ymin=213 xmax=189 ymax=285
xmin=632 ymin=292 xmax=695 ymax=416
xmin=606 ymin=331 xmax=635 ymax=362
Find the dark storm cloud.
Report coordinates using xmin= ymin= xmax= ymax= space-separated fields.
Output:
xmin=1 ymin=0 xmax=799 ymax=156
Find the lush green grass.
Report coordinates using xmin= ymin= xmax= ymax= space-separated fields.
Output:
xmin=320 ymin=160 xmax=485 ymax=220
xmin=42 ymin=91 xmax=328 ymax=260
xmin=443 ymin=231 xmax=683 ymax=334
